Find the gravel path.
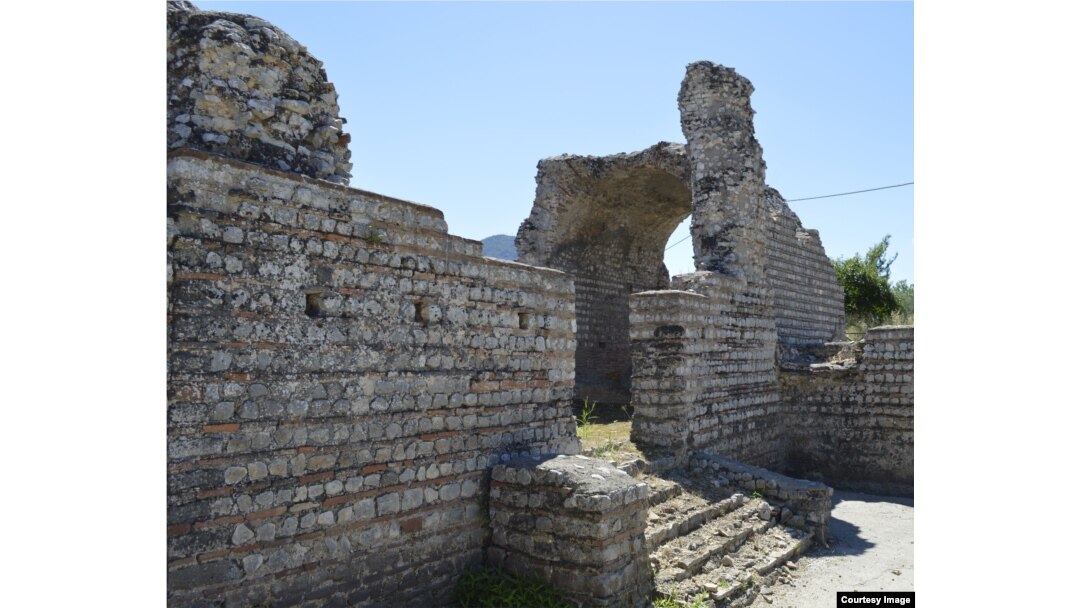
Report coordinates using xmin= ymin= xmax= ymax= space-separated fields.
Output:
xmin=750 ymin=490 xmax=914 ymax=607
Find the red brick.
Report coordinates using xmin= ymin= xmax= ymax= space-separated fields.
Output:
xmin=167 ymin=523 xmax=192 ymax=537
xmin=202 ymin=423 xmax=240 ymax=433
xmin=247 ymin=506 xmax=287 ymax=521
xmin=197 ymin=549 xmax=229 ymax=563
xmin=322 ymin=494 xmax=354 ymax=507
xmin=194 ymin=514 xmax=243 ymax=530
xmin=400 ymin=517 xmax=422 ymax=534
xmin=299 ymin=471 xmax=333 ymax=484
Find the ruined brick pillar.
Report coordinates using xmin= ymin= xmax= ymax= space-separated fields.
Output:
xmin=488 ymin=455 xmax=653 ymax=607
xmin=679 ymin=62 xmax=769 ymax=282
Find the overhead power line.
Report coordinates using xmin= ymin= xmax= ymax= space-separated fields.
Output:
xmin=664 ymin=181 xmax=914 ymax=251
xmin=785 ymin=181 xmax=913 ymax=202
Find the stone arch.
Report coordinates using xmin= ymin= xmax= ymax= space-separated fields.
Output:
xmin=516 ymin=142 xmax=693 ymax=404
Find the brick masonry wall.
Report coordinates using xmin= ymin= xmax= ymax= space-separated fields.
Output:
xmin=764 ymin=189 xmax=846 ymax=351
xmin=488 ymin=455 xmax=652 ymax=607
xmin=780 ymin=326 xmax=914 ymax=494
xmin=167 ymin=150 xmax=580 ymax=606
xmin=629 ymin=273 xmax=784 ymax=469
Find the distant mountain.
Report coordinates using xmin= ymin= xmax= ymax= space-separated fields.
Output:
xmin=481 ymin=235 xmax=518 ymax=261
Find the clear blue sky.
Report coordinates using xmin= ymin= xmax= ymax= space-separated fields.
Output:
xmin=198 ymin=1 xmax=913 ymax=284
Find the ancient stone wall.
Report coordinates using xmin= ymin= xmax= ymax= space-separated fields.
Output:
xmin=167 ymin=150 xmax=579 ymax=606
xmin=516 ymin=143 xmax=692 ymax=405
xmin=488 ymin=455 xmax=652 ymax=607
xmin=629 ymin=273 xmax=783 ymax=468
xmin=166 ymin=2 xmax=904 ymax=601
xmin=780 ymin=326 xmax=914 ymax=495
xmin=168 ymin=1 xmax=353 ymax=184
xmin=765 ymin=189 xmax=846 ymax=354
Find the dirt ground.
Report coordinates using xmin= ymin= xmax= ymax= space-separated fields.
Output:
xmin=750 ymin=490 xmax=915 ymax=607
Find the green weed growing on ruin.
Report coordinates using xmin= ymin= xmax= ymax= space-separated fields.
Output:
xmin=653 ymin=591 xmax=710 ymax=608
xmin=361 ymin=227 xmax=385 ymax=244
xmin=454 ymin=566 xmax=572 ymax=608
xmin=576 ymin=397 xmax=597 ymax=441
xmin=591 ymin=432 xmax=618 ymax=459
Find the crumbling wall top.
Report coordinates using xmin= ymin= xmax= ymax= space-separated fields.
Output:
xmin=678 ymin=61 xmax=769 ymax=280
xmin=167 ymin=1 xmax=353 ymax=184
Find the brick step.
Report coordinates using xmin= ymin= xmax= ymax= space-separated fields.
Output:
xmin=643 ymin=474 xmax=738 ymax=551
xmin=650 ymin=496 xmax=768 ymax=586
xmin=677 ymin=524 xmax=813 ymax=606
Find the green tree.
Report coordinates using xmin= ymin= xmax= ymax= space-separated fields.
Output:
xmin=832 ymin=236 xmax=901 ymax=330
xmin=891 ymin=279 xmax=914 ymax=325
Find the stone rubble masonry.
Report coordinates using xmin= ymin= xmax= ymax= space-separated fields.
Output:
xmin=488 ymin=455 xmax=653 ymax=607
xmin=166 ymin=149 xmax=581 ymax=607
xmin=780 ymin=326 xmax=914 ymax=495
xmin=678 ymin=62 xmax=769 ymax=283
xmin=689 ymin=453 xmax=833 ymax=545
xmin=168 ymin=1 xmax=353 ymax=184
xmin=516 ymin=143 xmax=692 ymax=404
xmin=629 ymin=272 xmax=782 ymax=469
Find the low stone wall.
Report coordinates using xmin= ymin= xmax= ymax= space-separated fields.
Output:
xmin=167 ymin=151 xmax=579 ymax=606
xmin=690 ymin=453 xmax=833 ymax=544
xmin=780 ymin=326 xmax=914 ymax=495
xmin=488 ymin=455 xmax=652 ymax=607
xmin=629 ymin=273 xmax=783 ymax=469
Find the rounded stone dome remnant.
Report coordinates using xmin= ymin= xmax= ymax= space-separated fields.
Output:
xmin=167 ymin=1 xmax=353 ymax=184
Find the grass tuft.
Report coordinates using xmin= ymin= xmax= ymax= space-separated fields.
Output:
xmin=455 ymin=566 xmax=572 ymax=608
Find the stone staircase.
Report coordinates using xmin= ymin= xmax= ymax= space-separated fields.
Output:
xmin=641 ymin=468 xmax=817 ymax=606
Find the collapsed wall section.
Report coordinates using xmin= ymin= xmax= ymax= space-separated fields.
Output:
xmin=780 ymin=326 xmax=914 ymax=495
xmin=167 ymin=151 xmax=579 ymax=606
